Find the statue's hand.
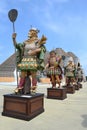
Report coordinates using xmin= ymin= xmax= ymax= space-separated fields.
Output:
xmin=12 ymin=33 xmax=17 ymax=39
xmin=28 ymin=50 xmax=37 ymax=56
xmin=41 ymin=35 xmax=47 ymax=41
xmin=44 ymin=66 xmax=47 ymax=70
xmin=39 ymin=35 xmax=47 ymax=45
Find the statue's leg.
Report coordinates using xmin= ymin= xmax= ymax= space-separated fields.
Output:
xmin=15 ymin=71 xmax=26 ymax=94
xmin=66 ymin=77 xmax=70 ymax=86
xmin=71 ymin=77 xmax=74 ymax=85
xmin=32 ymin=72 xmax=37 ymax=86
xmin=23 ymin=71 xmax=31 ymax=94
xmin=31 ymin=71 xmax=37 ymax=93
xmin=51 ymin=75 xmax=56 ymax=88
xmin=55 ymin=75 xmax=61 ymax=88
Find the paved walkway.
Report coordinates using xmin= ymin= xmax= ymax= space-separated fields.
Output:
xmin=0 ymin=82 xmax=87 ymax=130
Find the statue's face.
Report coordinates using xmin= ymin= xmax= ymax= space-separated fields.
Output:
xmin=68 ymin=61 xmax=72 ymax=64
xmin=50 ymin=52 xmax=56 ymax=58
xmin=28 ymin=30 xmax=37 ymax=38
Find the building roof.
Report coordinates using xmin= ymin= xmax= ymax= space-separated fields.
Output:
xmin=0 ymin=53 xmax=16 ymax=77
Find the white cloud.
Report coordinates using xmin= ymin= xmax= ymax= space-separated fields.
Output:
xmin=31 ymin=0 xmax=85 ymax=37
xmin=28 ymin=0 xmax=70 ymax=34
xmin=43 ymin=12 xmax=87 ymax=37
xmin=44 ymin=21 xmax=65 ymax=34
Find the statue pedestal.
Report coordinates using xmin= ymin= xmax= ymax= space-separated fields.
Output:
xmin=47 ymin=88 xmax=67 ymax=100
xmin=66 ymin=85 xmax=75 ymax=94
xmin=78 ymin=83 xmax=82 ymax=88
xmin=74 ymin=84 xmax=79 ymax=90
xmin=2 ymin=93 xmax=44 ymax=121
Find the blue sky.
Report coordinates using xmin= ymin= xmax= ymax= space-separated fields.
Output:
xmin=0 ymin=0 xmax=87 ymax=75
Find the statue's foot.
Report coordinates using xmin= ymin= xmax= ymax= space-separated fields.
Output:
xmin=52 ymin=86 xmax=56 ymax=88
xmin=14 ymin=88 xmax=19 ymax=94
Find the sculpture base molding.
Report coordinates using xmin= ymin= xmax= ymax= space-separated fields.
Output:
xmin=47 ymin=88 xmax=67 ymax=100
xmin=74 ymin=84 xmax=79 ymax=90
xmin=2 ymin=93 xmax=44 ymax=121
xmin=66 ymin=85 xmax=75 ymax=94
xmin=78 ymin=83 xmax=82 ymax=88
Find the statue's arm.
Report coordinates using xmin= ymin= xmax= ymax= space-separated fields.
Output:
xmin=45 ymin=58 xmax=50 ymax=69
xmin=28 ymin=48 xmax=41 ymax=55
xmin=45 ymin=63 xmax=49 ymax=69
xmin=12 ymin=33 xmax=17 ymax=47
xmin=38 ymin=35 xmax=47 ymax=45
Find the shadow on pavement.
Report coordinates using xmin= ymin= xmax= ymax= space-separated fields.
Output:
xmin=81 ymin=115 xmax=87 ymax=128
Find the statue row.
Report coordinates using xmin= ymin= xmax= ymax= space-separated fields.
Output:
xmin=12 ymin=28 xmax=83 ymax=94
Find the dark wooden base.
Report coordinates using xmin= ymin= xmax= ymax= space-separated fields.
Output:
xmin=78 ymin=83 xmax=82 ymax=88
xmin=2 ymin=93 xmax=44 ymax=121
xmin=66 ymin=85 xmax=75 ymax=94
xmin=74 ymin=84 xmax=79 ymax=90
xmin=47 ymin=88 xmax=67 ymax=100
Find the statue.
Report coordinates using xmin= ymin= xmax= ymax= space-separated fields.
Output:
xmin=64 ymin=57 xmax=75 ymax=86
xmin=75 ymin=63 xmax=83 ymax=83
xmin=45 ymin=50 xmax=63 ymax=88
xmin=12 ymin=28 xmax=47 ymax=94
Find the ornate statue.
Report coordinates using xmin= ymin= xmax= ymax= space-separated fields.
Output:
xmin=45 ymin=50 xmax=63 ymax=88
xmin=64 ymin=57 xmax=75 ymax=86
xmin=12 ymin=28 xmax=47 ymax=94
xmin=75 ymin=63 xmax=83 ymax=83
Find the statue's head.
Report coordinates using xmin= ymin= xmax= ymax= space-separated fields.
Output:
xmin=64 ymin=56 xmax=74 ymax=67
xmin=50 ymin=50 xmax=56 ymax=57
xmin=28 ymin=28 xmax=39 ymax=38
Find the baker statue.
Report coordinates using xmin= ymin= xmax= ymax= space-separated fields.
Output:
xmin=75 ymin=63 xmax=83 ymax=83
xmin=45 ymin=50 xmax=63 ymax=88
xmin=12 ymin=28 xmax=47 ymax=94
xmin=64 ymin=57 xmax=75 ymax=86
